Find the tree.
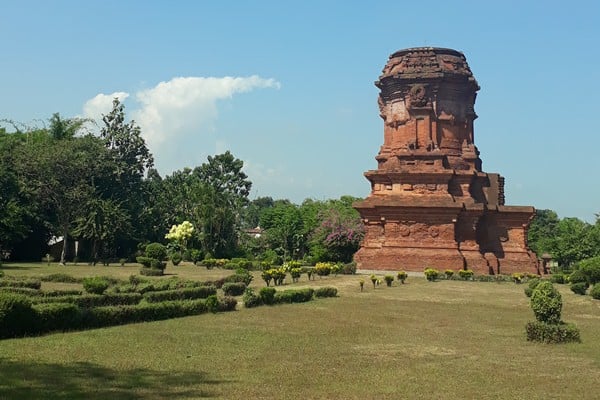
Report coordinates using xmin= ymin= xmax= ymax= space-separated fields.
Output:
xmin=260 ymin=201 xmax=304 ymax=261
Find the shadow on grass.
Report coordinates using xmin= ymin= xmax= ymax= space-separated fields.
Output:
xmin=0 ymin=358 xmax=228 ymax=399
xmin=0 ymin=265 xmax=39 ymax=270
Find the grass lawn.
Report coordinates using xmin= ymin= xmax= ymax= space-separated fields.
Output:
xmin=1 ymin=263 xmax=600 ymax=399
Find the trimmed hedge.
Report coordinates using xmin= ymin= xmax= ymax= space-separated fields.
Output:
xmin=0 ymin=293 xmax=37 ymax=338
xmin=140 ymin=267 xmax=164 ymax=276
xmin=34 ymin=303 xmax=81 ymax=332
xmin=591 ymin=284 xmax=600 ymax=300
xmin=314 ymin=287 xmax=338 ymax=298
xmin=525 ymin=321 xmax=581 ymax=344
xmin=274 ymin=288 xmax=315 ymax=304
xmin=82 ymin=277 xmax=111 ymax=295
xmin=40 ymin=273 xmax=82 ymax=283
xmin=0 ymin=287 xmax=42 ymax=296
xmin=0 ymin=278 xmax=42 ymax=290
xmin=36 ymin=292 xmax=143 ymax=308
xmin=222 ymin=282 xmax=247 ymax=296
xmin=570 ymin=282 xmax=588 ymax=295
xmin=243 ymin=288 xmax=262 ymax=308
xmin=143 ymin=286 xmax=217 ymax=303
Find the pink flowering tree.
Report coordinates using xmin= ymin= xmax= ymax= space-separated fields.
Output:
xmin=312 ymin=207 xmax=364 ymax=263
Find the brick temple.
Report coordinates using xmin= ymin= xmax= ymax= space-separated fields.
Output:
xmin=353 ymin=47 xmax=539 ymax=274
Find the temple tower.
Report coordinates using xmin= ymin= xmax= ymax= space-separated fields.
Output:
xmin=354 ymin=47 xmax=538 ymax=274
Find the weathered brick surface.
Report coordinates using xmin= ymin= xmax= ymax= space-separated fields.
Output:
xmin=354 ymin=47 xmax=538 ymax=274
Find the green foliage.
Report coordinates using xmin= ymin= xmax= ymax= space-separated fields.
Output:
xmin=549 ymin=273 xmax=565 ymax=284
xmin=590 ymin=284 xmax=600 ymax=300
xmin=576 ymin=256 xmax=600 ymax=285
xmin=243 ymin=288 xmax=262 ymax=308
xmin=424 ymin=268 xmax=440 ymax=281
xmin=0 ymin=293 xmax=36 ymax=338
xmin=370 ymin=274 xmax=378 ymax=288
xmin=530 ymin=281 xmax=562 ymax=324
xmin=525 ymin=278 xmax=541 ymax=298
xmin=314 ymin=262 xmax=333 ymax=277
xmin=569 ymin=270 xmax=589 ymax=286
xmin=570 ymin=282 xmax=588 ymax=295
xmin=143 ymin=286 xmax=217 ymax=303
xmin=259 ymin=287 xmax=277 ymax=305
xmin=525 ymin=321 xmax=581 ymax=344
xmin=444 ymin=270 xmax=454 ymax=279
xmin=36 ymin=292 xmax=142 ymax=308
xmin=0 ymin=278 xmax=42 ymax=289
xmin=384 ymin=275 xmax=394 ymax=286
xmin=458 ymin=270 xmax=474 ymax=280
xmin=314 ymin=287 xmax=338 ymax=298
xmin=223 ymin=269 xmax=253 ymax=286
xmin=222 ymin=282 xmax=247 ymax=296
xmin=145 ymin=243 xmax=167 ymax=261
xmin=274 ymin=288 xmax=314 ymax=304
xmin=290 ymin=267 xmax=302 ymax=283
xmin=40 ymin=273 xmax=81 ymax=283
xmin=397 ymin=271 xmax=407 ymax=283
xmin=82 ymin=277 xmax=111 ymax=295
xmin=139 ymin=267 xmax=164 ymax=276
xmin=136 ymin=256 xmax=153 ymax=268
xmin=34 ymin=302 xmax=81 ymax=332
xmin=170 ymin=252 xmax=182 ymax=266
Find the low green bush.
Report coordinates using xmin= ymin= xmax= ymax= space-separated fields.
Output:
xmin=341 ymin=262 xmax=357 ymax=275
xmin=274 ymin=288 xmax=314 ymax=304
xmin=82 ymin=277 xmax=111 ymax=295
xmin=223 ymin=269 xmax=253 ymax=286
xmin=0 ymin=293 xmax=37 ymax=338
xmin=569 ymin=270 xmax=588 ymax=285
xmin=314 ymin=262 xmax=333 ymax=277
xmin=0 ymin=278 xmax=42 ymax=290
xmin=217 ymin=296 xmax=237 ymax=311
xmin=34 ymin=302 xmax=82 ymax=332
xmin=444 ymin=270 xmax=454 ymax=279
xmin=243 ymin=288 xmax=262 ymax=308
xmin=397 ymin=271 xmax=407 ymax=283
xmin=140 ymin=267 xmax=164 ymax=276
xmin=290 ymin=268 xmax=302 ymax=283
xmin=36 ymin=293 xmax=143 ymax=308
xmin=0 ymin=287 xmax=42 ymax=296
xmin=383 ymin=275 xmax=394 ymax=286
xmin=549 ymin=273 xmax=565 ymax=284
xmin=44 ymin=289 xmax=83 ymax=297
xmin=525 ymin=321 xmax=581 ymax=344
xmin=222 ymin=282 xmax=247 ymax=296
xmin=458 ymin=269 xmax=474 ymax=280
xmin=570 ymin=282 xmax=588 ymax=295
xmin=259 ymin=287 xmax=277 ymax=305
xmin=314 ymin=287 xmax=337 ymax=298
xmin=136 ymin=256 xmax=153 ymax=268
xmin=170 ymin=252 xmax=182 ymax=266
xmin=40 ymin=273 xmax=81 ymax=283
xmin=424 ymin=268 xmax=440 ymax=281
xmin=590 ymin=284 xmax=600 ymax=300
xmin=143 ymin=286 xmax=217 ymax=303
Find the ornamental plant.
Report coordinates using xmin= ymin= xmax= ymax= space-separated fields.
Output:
xmin=444 ymin=270 xmax=454 ymax=279
xmin=397 ymin=271 xmax=407 ymax=284
xmin=458 ymin=269 xmax=474 ymax=280
xmin=359 ymin=279 xmax=364 ymax=292
xmin=314 ymin=262 xmax=333 ymax=278
xmin=384 ymin=275 xmax=394 ymax=287
xmin=290 ymin=267 xmax=302 ymax=283
xmin=512 ymin=272 xmax=524 ymax=284
xmin=165 ymin=221 xmax=194 ymax=256
xmin=424 ymin=268 xmax=440 ymax=282
xmin=370 ymin=274 xmax=378 ymax=288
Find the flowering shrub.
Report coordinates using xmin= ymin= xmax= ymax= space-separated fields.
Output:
xmin=314 ymin=262 xmax=333 ymax=277
xmin=458 ymin=269 xmax=474 ymax=280
xmin=512 ymin=272 xmax=524 ymax=284
xmin=424 ymin=268 xmax=440 ymax=281
xmin=165 ymin=221 xmax=194 ymax=249
xmin=312 ymin=209 xmax=365 ymax=263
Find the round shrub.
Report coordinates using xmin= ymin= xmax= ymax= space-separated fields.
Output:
xmin=0 ymin=293 xmax=36 ymax=338
xmin=577 ymin=256 xmax=600 ymax=285
xmin=444 ymin=270 xmax=454 ymax=279
xmin=384 ymin=275 xmax=394 ymax=287
xmin=530 ymin=281 xmax=562 ymax=324
xmin=170 ymin=252 xmax=182 ymax=266
xmin=314 ymin=287 xmax=338 ymax=298
xmin=570 ymin=282 xmax=588 ymax=295
xmin=243 ymin=288 xmax=262 ymax=308
xmin=424 ymin=268 xmax=440 ymax=281
xmin=549 ymin=273 xmax=565 ymax=284
xmin=259 ymin=287 xmax=277 ymax=305
xmin=525 ymin=278 xmax=542 ymax=298
xmin=569 ymin=270 xmax=588 ymax=286
xmin=82 ymin=277 xmax=110 ymax=295
xmin=222 ymin=282 xmax=247 ymax=296
xmin=458 ymin=269 xmax=474 ymax=280
xmin=397 ymin=271 xmax=407 ymax=283
xmin=139 ymin=267 xmax=163 ymax=276
xmin=145 ymin=242 xmax=167 ymax=261
xmin=590 ymin=284 xmax=600 ymax=300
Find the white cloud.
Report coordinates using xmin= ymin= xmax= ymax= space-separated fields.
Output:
xmin=132 ymin=76 xmax=280 ymax=148
xmin=82 ymin=76 xmax=280 ymax=174
xmin=82 ymin=92 xmax=130 ymax=120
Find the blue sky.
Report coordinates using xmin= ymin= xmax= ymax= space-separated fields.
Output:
xmin=1 ymin=1 xmax=599 ymax=221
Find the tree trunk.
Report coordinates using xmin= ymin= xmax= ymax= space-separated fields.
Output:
xmin=60 ymin=229 xmax=68 ymax=265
